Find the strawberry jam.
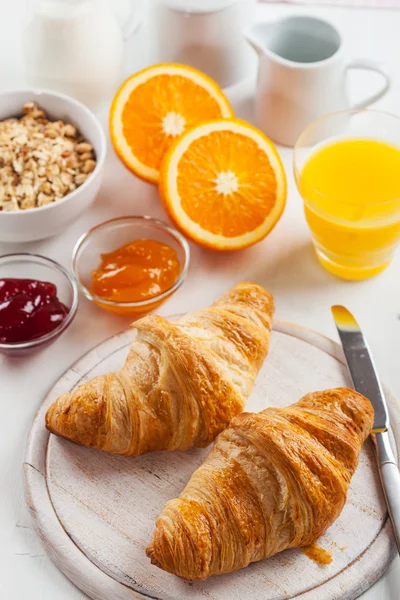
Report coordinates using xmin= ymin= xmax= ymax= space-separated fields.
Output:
xmin=0 ymin=278 xmax=69 ymax=344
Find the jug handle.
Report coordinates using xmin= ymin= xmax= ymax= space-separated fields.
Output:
xmin=120 ymin=0 xmax=144 ymax=40
xmin=346 ymin=59 xmax=391 ymax=109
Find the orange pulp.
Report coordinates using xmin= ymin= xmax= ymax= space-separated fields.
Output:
xmin=91 ymin=239 xmax=181 ymax=312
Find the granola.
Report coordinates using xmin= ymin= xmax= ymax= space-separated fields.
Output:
xmin=0 ymin=103 xmax=97 ymax=211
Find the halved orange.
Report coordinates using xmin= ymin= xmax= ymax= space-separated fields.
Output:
xmin=159 ymin=119 xmax=287 ymax=251
xmin=109 ymin=64 xmax=234 ymax=184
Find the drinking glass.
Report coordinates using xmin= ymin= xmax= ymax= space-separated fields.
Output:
xmin=294 ymin=110 xmax=400 ymax=280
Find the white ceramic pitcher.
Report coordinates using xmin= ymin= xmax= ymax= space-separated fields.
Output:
xmin=245 ymin=16 xmax=391 ymax=146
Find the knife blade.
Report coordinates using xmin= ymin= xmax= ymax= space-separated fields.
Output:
xmin=331 ymin=305 xmax=388 ymax=433
xmin=332 ymin=305 xmax=400 ymax=553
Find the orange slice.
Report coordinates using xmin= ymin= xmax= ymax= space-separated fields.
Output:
xmin=109 ymin=64 xmax=234 ymax=184
xmin=159 ymin=119 xmax=287 ymax=251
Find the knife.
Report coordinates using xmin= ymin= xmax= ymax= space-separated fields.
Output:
xmin=331 ymin=305 xmax=400 ymax=554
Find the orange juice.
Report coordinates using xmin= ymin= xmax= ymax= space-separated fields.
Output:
xmin=298 ymin=138 xmax=400 ymax=279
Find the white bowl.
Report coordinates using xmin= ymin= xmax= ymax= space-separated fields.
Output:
xmin=0 ymin=89 xmax=107 ymax=243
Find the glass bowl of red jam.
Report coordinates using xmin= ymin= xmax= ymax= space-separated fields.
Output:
xmin=0 ymin=254 xmax=79 ymax=355
xmin=72 ymin=216 xmax=190 ymax=316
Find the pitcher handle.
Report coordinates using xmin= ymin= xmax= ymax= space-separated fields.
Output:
xmin=120 ymin=0 xmax=144 ymax=40
xmin=346 ymin=59 xmax=391 ymax=109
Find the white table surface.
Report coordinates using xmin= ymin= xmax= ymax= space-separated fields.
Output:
xmin=1 ymin=1 xmax=400 ymax=598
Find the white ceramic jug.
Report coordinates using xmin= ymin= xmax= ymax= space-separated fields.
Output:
xmin=23 ymin=0 xmax=143 ymax=108
xmin=153 ymin=0 xmax=254 ymax=88
xmin=245 ymin=16 xmax=391 ymax=146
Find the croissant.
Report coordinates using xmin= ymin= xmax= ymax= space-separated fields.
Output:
xmin=46 ymin=282 xmax=274 ymax=456
xmin=147 ymin=388 xmax=374 ymax=580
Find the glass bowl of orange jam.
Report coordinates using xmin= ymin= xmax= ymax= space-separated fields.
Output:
xmin=72 ymin=216 xmax=190 ymax=316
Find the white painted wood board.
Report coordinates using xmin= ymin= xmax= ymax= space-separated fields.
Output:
xmin=24 ymin=320 xmax=399 ymax=600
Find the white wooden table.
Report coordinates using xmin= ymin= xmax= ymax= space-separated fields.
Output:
xmin=1 ymin=1 xmax=399 ymax=598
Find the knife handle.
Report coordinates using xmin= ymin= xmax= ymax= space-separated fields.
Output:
xmin=373 ymin=432 xmax=400 ymax=554
xmin=379 ymin=461 xmax=400 ymax=554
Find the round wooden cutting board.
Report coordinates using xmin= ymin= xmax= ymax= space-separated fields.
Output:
xmin=24 ymin=320 xmax=398 ymax=600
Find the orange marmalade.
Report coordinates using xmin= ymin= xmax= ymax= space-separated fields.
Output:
xmin=91 ymin=239 xmax=181 ymax=312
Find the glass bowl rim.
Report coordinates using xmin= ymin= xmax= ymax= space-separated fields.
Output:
xmin=72 ymin=215 xmax=191 ymax=308
xmin=293 ymin=108 xmax=400 ymax=208
xmin=0 ymin=252 xmax=79 ymax=350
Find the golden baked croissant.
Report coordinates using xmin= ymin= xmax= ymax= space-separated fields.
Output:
xmin=147 ymin=388 xmax=374 ymax=580
xmin=46 ymin=282 xmax=274 ymax=456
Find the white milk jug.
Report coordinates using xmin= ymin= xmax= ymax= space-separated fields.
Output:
xmin=245 ymin=16 xmax=390 ymax=146
xmin=23 ymin=0 xmax=142 ymax=108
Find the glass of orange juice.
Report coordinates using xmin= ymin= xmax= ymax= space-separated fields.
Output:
xmin=294 ymin=110 xmax=400 ymax=280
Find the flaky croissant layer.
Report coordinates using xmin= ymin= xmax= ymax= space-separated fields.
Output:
xmin=46 ymin=282 xmax=274 ymax=456
xmin=147 ymin=388 xmax=374 ymax=580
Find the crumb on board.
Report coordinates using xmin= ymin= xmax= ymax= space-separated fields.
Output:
xmin=303 ymin=542 xmax=333 ymax=565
